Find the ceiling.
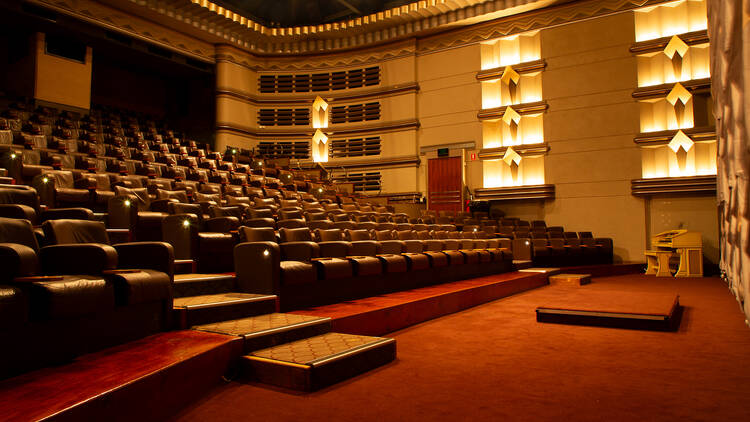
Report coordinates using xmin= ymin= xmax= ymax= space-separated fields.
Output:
xmin=215 ymin=0 xmax=415 ymax=27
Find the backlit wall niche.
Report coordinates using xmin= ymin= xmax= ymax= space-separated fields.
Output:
xmin=479 ymin=31 xmax=546 ymax=188
xmin=632 ymin=0 xmax=715 ymax=179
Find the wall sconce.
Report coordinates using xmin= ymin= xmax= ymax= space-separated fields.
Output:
xmin=312 ymin=129 xmax=329 ymax=163
xmin=502 ymin=146 xmax=522 ymax=182
xmin=666 ymin=82 xmax=691 ymax=127
xmin=668 ymin=129 xmax=694 ymax=172
xmin=312 ymin=96 xmax=329 ymax=129
xmin=664 ymin=35 xmax=689 ymax=79
xmin=502 ymin=106 xmax=522 ymax=143
xmin=500 ymin=66 xmax=521 ymax=104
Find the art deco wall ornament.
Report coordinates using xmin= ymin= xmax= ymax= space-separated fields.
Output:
xmin=666 ymin=82 xmax=692 ymax=127
xmin=663 ymin=35 xmax=689 ymax=79
xmin=500 ymin=66 xmax=521 ymax=104
xmin=502 ymin=146 xmax=522 ymax=182
xmin=312 ymin=129 xmax=329 ymax=163
xmin=668 ymin=130 xmax=694 ymax=172
xmin=502 ymin=106 xmax=522 ymax=143
xmin=312 ymin=96 xmax=329 ymax=129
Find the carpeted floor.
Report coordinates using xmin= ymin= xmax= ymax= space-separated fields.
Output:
xmin=172 ymin=274 xmax=750 ymax=421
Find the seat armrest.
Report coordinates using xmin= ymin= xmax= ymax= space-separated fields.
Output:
xmin=40 ymin=243 xmax=118 ymax=275
xmin=40 ymin=207 xmax=95 ymax=222
xmin=280 ymin=241 xmax=319 ymax=262
xmin=234 ymin=241 xmax=280 ymax=295
xmin=74 ymin=177 xmax=97 ymax=190
xmin=114 ymin=242 xmax=174 ymax=281
xmin=0 ymin=204 xmax=37 ymax=223
xmin=205 ymin=216 xmax=240 ymax=233
xmin=0 ymin=243 xmax=39 ymax=282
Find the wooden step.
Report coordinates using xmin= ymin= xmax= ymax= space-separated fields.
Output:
xmin=173 ymin=273 xmax=236 ymax=297
xmin=192 ymin=313 xmax=332 ymax=352
xmin=242 ymin=332 xmax=396 ymax=391
xmin=173 ymin=293 xmax=278 ymax=328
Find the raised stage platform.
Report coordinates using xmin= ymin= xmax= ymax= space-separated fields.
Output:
xmin=536 ymin=291 xmax=682 ymax=331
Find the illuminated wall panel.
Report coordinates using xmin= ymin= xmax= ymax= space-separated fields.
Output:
xmin=633 ymin=0 xmax=715 ymax=179
xmin=479 ymin=30 xmax=546 ymax=189
xmin=634 ymin=0 xmax=707 ymax=42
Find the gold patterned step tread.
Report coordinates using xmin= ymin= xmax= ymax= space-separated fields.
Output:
xmin=249 ymin=333 xmax=394 ymax=366
xmin=192 ymin=313 xmax=332 ymax=352
xmin=174 ymin=293 xmax=275 ymax=309
xmin=242 ymin=333 xmax=397 ymax=391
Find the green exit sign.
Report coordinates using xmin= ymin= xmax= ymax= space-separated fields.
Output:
xmin=437 ymin=148 xmax=449 ymax=157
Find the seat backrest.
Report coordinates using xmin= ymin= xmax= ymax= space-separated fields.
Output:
xmin=316 ymin=229 xmax=343 ymax=242
xmin=279 ymin=209 xmax=303 ymax=220
xmin=279 ymin=227 xmax=312 ymax=242
xmin=416 ymin=230 xmax=432 ymax=240
xmin=396 ymin=230 xmax=415 ymax=240
xmin=374 ymin=230 xmax=394 ymax=241
xmin=346 ymin=229 xmax=372 ymax=241
xmin=0 ymin=186 xmax=40 ymax=213
xmin=239 ymin=226 xmax=276 ymax=242
xmin=114 ymin=185 xmax=152 ymax=209
xmin=42 ymin=219 xmax=110 ymax=245
xmin=0 ymin=217 xmax=40 ymax=251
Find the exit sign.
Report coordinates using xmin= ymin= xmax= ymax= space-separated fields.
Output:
xmin=437 ymin=148 xmax=449 ymax=157
xmin=470 ymin=153 xmax=477 ymax=161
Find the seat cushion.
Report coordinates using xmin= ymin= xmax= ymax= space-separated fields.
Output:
xmin=280 ymin=261 xmax=318 ymax=286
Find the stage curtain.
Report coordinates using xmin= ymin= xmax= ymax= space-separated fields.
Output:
xmin=708 ymin=0 xmax=750 ymax=322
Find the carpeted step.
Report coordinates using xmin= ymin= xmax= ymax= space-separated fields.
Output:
xmin=173 ymin=293 xmax=278 ymax=329
xmin=241 ymin=332 xmax=396 ymax=391
xmin=173 ymin=273 xmax=236 ymax=297
xmin=192 ymin=313 xmax=332 ymax=352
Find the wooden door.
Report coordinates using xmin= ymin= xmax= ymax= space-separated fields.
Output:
xmin=428 ymin=156 xmax=463 ymax=212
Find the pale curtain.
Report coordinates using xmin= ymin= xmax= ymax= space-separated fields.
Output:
xmin=708 ymin=0 xmax=750 ymax=322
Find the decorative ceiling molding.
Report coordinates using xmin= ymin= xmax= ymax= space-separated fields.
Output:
xmin=295 ymin=155 xmax=421 ymax=171
xmin=23 ymin=0 xmax=675 ymax=63
xmin=27 ymin=0 xmax=216 ymax=62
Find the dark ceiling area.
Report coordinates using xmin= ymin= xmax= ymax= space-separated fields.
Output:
xmin=216 ymin=0 xmax=415 ymax=27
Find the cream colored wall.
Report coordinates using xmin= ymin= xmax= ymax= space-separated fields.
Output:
xmin=33 ymin=33 xmax=92 ymax=110
xmin=416 ymin=43 xmax=482 ymax=193
xmin=648 ymin=195 xmax=718 ymax=264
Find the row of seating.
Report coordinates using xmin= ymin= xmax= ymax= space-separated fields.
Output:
xmin=234 ymin=227 xmax=517 ymax=310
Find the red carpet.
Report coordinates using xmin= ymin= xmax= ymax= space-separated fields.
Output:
xmin=172 ymin=274 xmax=750 ymax=421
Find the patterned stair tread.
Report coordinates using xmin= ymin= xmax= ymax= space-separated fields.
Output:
xmin=192 ymin=313 xmax=331 ymax=337
xmin=174 ymin=293 xmax=275 ymax=309
xmin=248 ymin=332 xmax=395 ymax=367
